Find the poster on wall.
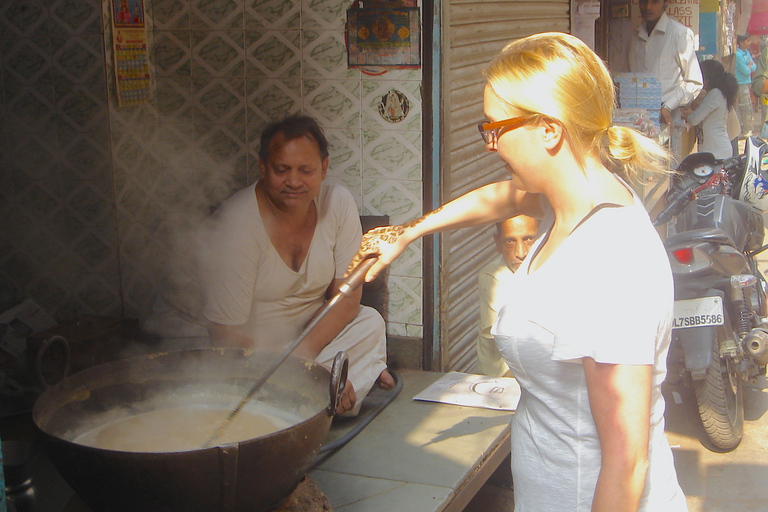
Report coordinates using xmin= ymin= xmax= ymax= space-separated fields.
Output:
xmin=112 ymin=0 xmax=152 ymax=106
xmin=346 ymin=7 xmax=421 ymax=69
xmin=666 ymin=0 xmax=700 ymax=36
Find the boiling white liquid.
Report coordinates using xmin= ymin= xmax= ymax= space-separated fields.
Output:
xmin=74 ymin=406 xmax=293 ymax=452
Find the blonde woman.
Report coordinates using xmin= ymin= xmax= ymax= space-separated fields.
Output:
xmin=350 ymin=33 xmax=687 ymax=511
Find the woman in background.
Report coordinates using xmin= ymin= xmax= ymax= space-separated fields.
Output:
xmin=682 ymin=59 xmax=739 ymax=159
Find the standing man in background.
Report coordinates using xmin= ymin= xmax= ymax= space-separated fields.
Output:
xmin=476 ymin=215 xmax=539 ymax=377
xmin=735 ymin=34 xmax=757 ymax=137
xmin=629 ymin=0 xmax=702 ymax=160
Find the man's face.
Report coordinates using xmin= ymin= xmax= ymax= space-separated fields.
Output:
xmin=259 ymin=133 xmax=328 ymax=209
xmin=639 ymin=0 xmax=668 ymax=24
xmin=494 ymin=216 xmax=539 ymax=271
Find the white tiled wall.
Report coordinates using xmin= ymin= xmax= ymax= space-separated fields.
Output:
xmin=0 ymin=0 xmax=424 ymax=337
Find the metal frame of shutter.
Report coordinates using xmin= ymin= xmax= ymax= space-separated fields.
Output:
xmin=436 ymin=0 xmax=571 ymax=372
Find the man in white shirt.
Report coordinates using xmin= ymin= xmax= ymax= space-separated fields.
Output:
xmin=476 ymin=215 xmax=539 ymax=377
xmin=629 ymin=0 xmax=702 ymax=159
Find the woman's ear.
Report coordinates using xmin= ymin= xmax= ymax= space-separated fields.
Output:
xmin=540 ymin=117 xmax=563 ymax=150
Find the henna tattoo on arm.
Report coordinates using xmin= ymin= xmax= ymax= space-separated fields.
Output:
xmin=400 ymin=205 xmax=443 ymax=230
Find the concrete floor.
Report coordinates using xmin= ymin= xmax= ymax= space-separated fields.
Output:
xmin=463 ymin=375 xmax=768 ymax=512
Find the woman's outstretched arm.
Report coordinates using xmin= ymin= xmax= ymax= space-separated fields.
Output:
xmin=348 ymin=180 xmax=541 ymax=281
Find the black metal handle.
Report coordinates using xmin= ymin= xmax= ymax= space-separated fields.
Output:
xmin=329 ymin=351 xmax=349 ymax=415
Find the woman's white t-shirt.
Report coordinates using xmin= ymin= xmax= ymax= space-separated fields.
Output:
xmin=491 ymin=190 xmax=688 ymax=511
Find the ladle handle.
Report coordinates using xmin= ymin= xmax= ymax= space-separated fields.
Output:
xmin=338 ymin=254 xmax=378 ymax=295
xmin=329 ymin=351 xmax=349 ymax=414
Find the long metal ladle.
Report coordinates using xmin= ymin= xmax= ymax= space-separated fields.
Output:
xmin=201 ymin=254 xmax=378 ymax=448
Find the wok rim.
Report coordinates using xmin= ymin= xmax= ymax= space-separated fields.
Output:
xmin=32 ymin=347 xmax=334 ymax=454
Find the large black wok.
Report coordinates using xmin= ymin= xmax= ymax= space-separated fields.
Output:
xmin=32 ymin=348 xmax=346 ymax=512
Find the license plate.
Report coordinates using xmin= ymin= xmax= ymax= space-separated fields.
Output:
xmin=672 ymin=297 xmax=724 ymax=329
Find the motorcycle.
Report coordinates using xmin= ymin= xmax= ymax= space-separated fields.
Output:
xmin=654 ymin=136 xmax=768 ymax=452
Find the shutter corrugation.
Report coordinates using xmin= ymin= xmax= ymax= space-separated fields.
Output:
xmin=439 ymin=1 xmax=570 ymax=372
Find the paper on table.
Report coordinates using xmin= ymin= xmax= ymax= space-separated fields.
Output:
xmin=413 ymin=372 xmax=521 ymax=411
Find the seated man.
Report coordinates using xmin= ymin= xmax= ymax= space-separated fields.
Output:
xmin=199 ymin=115 xmax=393 ymax=415
xmin=476 ymin=215 xmax=539 ymax=377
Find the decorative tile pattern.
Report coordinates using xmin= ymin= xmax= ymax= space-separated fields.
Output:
xmin=302 ymin=0 xmax=348 ymax=30
xmin=362 ymin=178 xmax=422 ymax=225
xmin=191 ymin=29 xmax=245 ymax=77
xmin=49 ymin=0 xmax=102 ymax=36
xmin=152 ymin=0 xmax=191 ymax=31
xmin=190 ymin=0 xmax=243 ymax=30
xmin=63 ymin=180 xmax=117 ymax=240
xmin=155 ymin=76 xmax=194 ymax=123
xmin=0 ymin=0 xmax=425 ymax=335
xmin=50 ymin=34 xmax=105 ymax=85
xmin=55 ymin=83 xmax=110 ymax=132
xmin=153 ymin=31 xmax=192 ymax=77
xmin=405 ymin=323 xmax=423 ymax=337
xmin=70 ymin=273 xmax=123 ymax=316
xmin=246 ymin=76 xmax=302 ymax=125
xmin=387 ymin=321 xmax=406 ymax=337
xmin=245 ymin=30 xmax=302 ymax=78
xmin=389 ymin=240 xmax=422 ymax=279
xmin=303 ymin=79 xmax=361 ymax=131
xmin=363 ymin=129 xmax=421 ymax=181
xmin=324 ymin=128 xmax=361 ymax=180
xmin=192 ymin=76 xmax=246 ymax=125
xmin=0 ymin=1 xmax=50 ymax=39
xmin=245 ymin=0 xmax=300 ymax=30
xmin=2 ymin=85 xmax=56 ymax=134
xmin=388 ymin=275 xmax=422 ymax=326
xmin=302 ymin=29 xmax=357 ymax=80
xmin=1 ymin=37 xmax=52 ymax=87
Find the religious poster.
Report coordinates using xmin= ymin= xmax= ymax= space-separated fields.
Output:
xmin=346 ymin=7 xmax=421 ymax=68
xmin=111 ymin=0 xmax=152 ymax=106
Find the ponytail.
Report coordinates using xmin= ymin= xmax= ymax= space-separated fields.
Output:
xmin=602 ymin=125 xmax=671 ymax=185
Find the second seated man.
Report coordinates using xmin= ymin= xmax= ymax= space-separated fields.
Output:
xmin=476 ymin=215 xmax=539 ymax=377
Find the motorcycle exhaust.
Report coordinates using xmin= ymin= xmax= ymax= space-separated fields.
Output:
xmin=742 ymin=327 xmax=768 ymax=365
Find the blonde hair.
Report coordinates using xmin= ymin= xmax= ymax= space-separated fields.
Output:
xmin=483 ymin=32 xmax=669 ymax=184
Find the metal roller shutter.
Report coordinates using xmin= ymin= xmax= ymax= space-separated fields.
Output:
xmin=438 ymin=0 xmax=571 ymax=372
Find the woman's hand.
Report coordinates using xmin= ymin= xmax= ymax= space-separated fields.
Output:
xmin=346 ymin=224 xmax=413 ymax=282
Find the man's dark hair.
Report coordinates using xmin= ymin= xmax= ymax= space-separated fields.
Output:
xmin=737 ymin=34 xmax=750 ymax=45
xmin=258 ymin=115 xmax=329 ymax=162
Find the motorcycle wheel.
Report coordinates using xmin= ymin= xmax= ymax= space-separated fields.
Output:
xmin=693 ymin=326 xmax=744 ymax=452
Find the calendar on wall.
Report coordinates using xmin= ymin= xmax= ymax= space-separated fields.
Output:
xmin=111 ymin=0 xmax=152 ymax=106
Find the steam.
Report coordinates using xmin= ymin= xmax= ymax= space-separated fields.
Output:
xmin=134 ymin=125 xmax=239 ymax=339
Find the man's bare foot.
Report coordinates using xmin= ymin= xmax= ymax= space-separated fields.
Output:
xmin=377 ymin=369 xmax=395 ymax=390
xmin=335 ymin=381 xmax=357 ymax=415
